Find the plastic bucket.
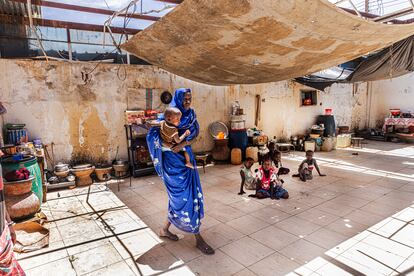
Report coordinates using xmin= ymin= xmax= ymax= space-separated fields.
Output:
xmin=325 ymin=108 xmax=333 ymax=115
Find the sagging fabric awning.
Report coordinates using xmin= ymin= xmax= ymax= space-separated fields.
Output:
xmin=296 ymin=34 xmax=414 ymax=90
xmin=348 ymin=35 xmax=414 ymax=82
xmin=295 ymin=66 xmax=354 ymax=90
xmin=121 ymin=0 xmax=414 ymax=85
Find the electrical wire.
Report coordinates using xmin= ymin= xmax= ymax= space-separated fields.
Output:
xmin=102 ymin=0 xmax=175 ymax=81
xmin=26 ymin=0 xmax=49 ymax=61
xmin=78 ymin=0 xmax=138 ymax=82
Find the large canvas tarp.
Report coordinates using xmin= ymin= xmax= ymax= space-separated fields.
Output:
xmin=122 ymin=0 xmax=414 ymax=85
xmin=348 ymin=35 xmax=414 ymax=82
xmin=295 ymin=34 xmax=414 ymax=90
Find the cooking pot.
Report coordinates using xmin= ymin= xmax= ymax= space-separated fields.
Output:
xmin=54 ymin=163 xmax=69 ymax=172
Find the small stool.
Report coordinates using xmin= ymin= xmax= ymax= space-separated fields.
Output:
xmin=195 ymin=154 xmax=209 ymax=173
xmin=351 ymin=137 xmax=364 ymax=149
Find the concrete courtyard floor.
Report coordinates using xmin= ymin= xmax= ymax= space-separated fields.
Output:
xmin=17 ymin=140 xmax=414 ymax=275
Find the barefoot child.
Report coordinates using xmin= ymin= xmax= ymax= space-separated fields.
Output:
xmin=294 ymin=150 xmax=326 ymax=182
xmin=160 ymin=107 xmax=194 ymax=169
xmin=249 ymin=158 xmax=289 ymax=200
xmin=238 ymin=157 xmax=255 ymax=195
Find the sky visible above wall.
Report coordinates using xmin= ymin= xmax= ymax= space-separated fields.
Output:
xmin=328 ymin=0 xmax=414 ymax=20
xmin=1 ymin=0 xmax=412 ymax=64
xmin=41 ymin=0 xmax=176 ymax=29
xmin=40 ymin=0 xmax=414 ymax=27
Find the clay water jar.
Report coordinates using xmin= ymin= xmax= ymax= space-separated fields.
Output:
xmin=112 ymin=160 xmax=129 ymax=178
xmin=71 ymin=164 xmax=95 ymax=186
xmin=4 ymin=177 xmax=40 ymax=220
xmin=6 ymin=193 xmax=40 ymax=220
xmin=4 ymin=177 xmax=34 ymax=196
xmin=95 ymin=165 xmax=113 ymax=182
xmin=212 ymin=138 xmax=230 ymax=161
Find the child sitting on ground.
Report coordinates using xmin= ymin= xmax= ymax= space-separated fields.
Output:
xmin=249 ymin=158 xmax=289 ymax=200
xmin=160 ymin=107 xmax=193 ymax=169
xmin=238 ymin=157 xmax=256 ymax=195
xmin=293 ymin=150 xmax=326 ymax=182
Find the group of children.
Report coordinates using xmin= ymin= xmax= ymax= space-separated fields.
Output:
xmin=158 ymin=107 xmax=326 ymax=201
xmin=239 ymin=142 xmax=326 ymax=200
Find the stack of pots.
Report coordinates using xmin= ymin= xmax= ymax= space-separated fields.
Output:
xmin=54 ymin=163 xmax=70 ymax=178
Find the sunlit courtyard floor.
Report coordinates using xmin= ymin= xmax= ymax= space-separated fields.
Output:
xmin=18 ymin=140 xmax=414 ymax=275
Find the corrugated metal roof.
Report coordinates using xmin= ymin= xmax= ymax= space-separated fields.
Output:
xmin=0 ymin=0 xmax=41 ymax=17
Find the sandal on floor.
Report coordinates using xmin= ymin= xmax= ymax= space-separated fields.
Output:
xmin=159 ymin=229 xmax=179 ymax=241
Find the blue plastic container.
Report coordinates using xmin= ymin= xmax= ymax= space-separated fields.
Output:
xmin=229 ymin=129 xmax=248 ymax=152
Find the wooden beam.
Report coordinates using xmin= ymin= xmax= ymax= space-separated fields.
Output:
xmin=0 ymin=14 xmax=141 ymax=34
xmin=373 ymin=7 xmax=414 ymax=23
xmin=340 ymin=7 xmax=406 ymax=24
xmin=10 ymin=0 xmax=160 ymax=21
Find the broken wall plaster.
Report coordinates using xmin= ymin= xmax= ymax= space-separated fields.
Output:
xmin=1 ymin=59 xmax=370 ymax=161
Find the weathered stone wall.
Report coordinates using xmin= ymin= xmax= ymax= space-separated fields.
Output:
xmin=0 ymin=59 xmax=367 ymax=162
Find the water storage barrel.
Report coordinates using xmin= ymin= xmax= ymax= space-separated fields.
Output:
xmin=229 ymin=129 xmax=248 ymax=152
xmin=316 ymin=115 xmax=336 ymax=137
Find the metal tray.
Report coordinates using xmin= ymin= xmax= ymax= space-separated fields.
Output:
xmin=46 ymin=181 xmax=75 ymax=190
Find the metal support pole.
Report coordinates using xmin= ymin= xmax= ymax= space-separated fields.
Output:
xmin=126 ymin=35 xmax=130 ymax=65
xmin=409 ymin=0 xmax=414 ymax=11
xmin=66 ymin=28 xmax=72 ymax=61
xmin=348 ymin=0 xmax=362 ymax=17
xmin=27 ymin=0 xmax=49 ymax=60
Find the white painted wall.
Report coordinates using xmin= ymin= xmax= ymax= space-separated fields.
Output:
xmin=0 ymin=59 xmax=367 ymax=162
xmin=368 ymin=72 xmax=414 ymax=128
xmin=257 ymin=81 xmax=368 ymax=139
